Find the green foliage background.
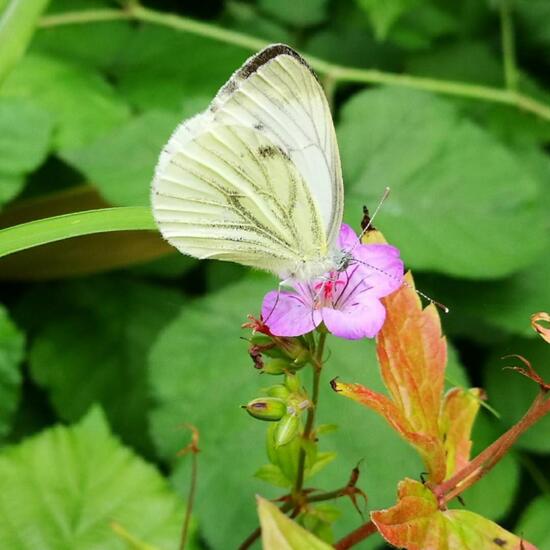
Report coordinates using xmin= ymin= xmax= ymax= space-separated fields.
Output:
xmin=0 ymin=0 xmax=549 ymax=548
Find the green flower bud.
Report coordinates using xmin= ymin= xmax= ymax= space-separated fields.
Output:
xmin=267 ymin=384 xmax=290 ymax=399
xmin=275 ymin=413 xmax=300 ymax=447
xmin=244 ymin=397 xmax=287 ymax=421
xmin=284 ymin=373 xmax=301 ymax=393
xmin=262 ymin=358 xmax=290 ymax=375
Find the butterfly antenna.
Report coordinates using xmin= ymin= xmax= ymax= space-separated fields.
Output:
xmin=351 ymin=258 xmax=450 ymax=314
xmin=350 ymin=187 xmax=391 ymax=253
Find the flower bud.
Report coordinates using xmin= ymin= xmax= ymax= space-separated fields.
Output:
xmin=284 ymin=373 xmax=301 ymax=393
xmin=244 ymin=397 xmax=287 ymax=421
xmin=267 ymin=384 xmax=290 ymax=399
xmin=262 ymin=358 xmax=290 ymax=375
xmin=275 ymin=413 xmax=300 ymax=447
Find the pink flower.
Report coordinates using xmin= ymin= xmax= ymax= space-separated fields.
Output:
xmin=261 ymin=225 xmax=404 ymax=340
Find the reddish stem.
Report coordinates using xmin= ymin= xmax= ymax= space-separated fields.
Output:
xmin=334 ymin=520 xmax=377 ymax=550
xmin=432 ymin=391 xmax=550 ymax=506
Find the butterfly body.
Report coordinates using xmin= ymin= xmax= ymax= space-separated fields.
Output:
xmin=152 ymin=44 xmax=344 ymax=282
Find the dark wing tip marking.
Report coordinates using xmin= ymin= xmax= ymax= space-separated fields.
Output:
xmin=238 ymin=44 xmax=315 ymax=80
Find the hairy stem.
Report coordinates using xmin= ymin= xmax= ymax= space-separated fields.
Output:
xmin=293 ymin=331 xmax=326 ymax=497
xmin=37 ymin=5 xmax=550 ymax=122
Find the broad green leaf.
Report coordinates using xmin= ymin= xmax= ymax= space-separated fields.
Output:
xmin=34 ymin=0 xmax=133 ymax=71
xmin=258 ymin=0 xmax=329 ymax=27
xmin=114 ymin=25 xmax=250 ymax=112
xmin=483 ymin=337 xmax=550 ymax=453
xmin=355 ymin=0 xmax=419 ymax=39
xmin=0 ymin=98 xmax=51 ymax=175
xmin=64 ymin=111 xmax=182 ymax=207
xmin=149 ymin=274 xmax=424 ymax=547
xmin=257 ymin=496 xmax=332 ymax=550
xmin=0 ymin=97 xmax=52 ymax=204
xmin=516 ymin=0 xmax=550 ymax=54
xmin=0 ymin=407 xmax=197 ymax=549
xmin=25 ymin=277 xmax=183 ymax=453
xmin=406 ymin=41 xmax=550 ymax=147
xmin=416 ymin=248 xmax=550 ymax=340
xmin=338 ymin=87 xmax=547 ymax=278
xmin=371 ymin=478 xmax=536 ymax=550
xmin=0 ymin=303 xmax=25 ymax=441
xmin=0 ymin=53 xmax=130 ymax=152
xmin=516 ymin=495 xmax=550 ymax=549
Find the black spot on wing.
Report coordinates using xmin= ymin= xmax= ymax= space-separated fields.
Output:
xmin=493 ymin=538 xmax=507 ymax=547
xmin=258 ymin=145 xmax=290 ymax=160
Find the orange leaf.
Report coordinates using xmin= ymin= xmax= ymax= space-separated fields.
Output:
xmin=371 ymin=479 xmax=538 ymax=550
xmin=440 ymin=389 xmax=483 ymax=478
xmin=377 ymin=272 xmax=447 ymax=481
xmin=531 ymin=312 xmax=550 ymax=344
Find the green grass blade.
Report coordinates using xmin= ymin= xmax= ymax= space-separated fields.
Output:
xmin=0 ymin=207 xmax=156 ymax=258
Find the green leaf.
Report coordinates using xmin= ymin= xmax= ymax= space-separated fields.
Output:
xmin=0 ymin=97 xmax=52 ymax=204
xmin=0 ymin=407 xmax=197 ymax=549
xmin=257 ymin=496 xmax=332 ymax=549
xmin=338 ymin=87 xmax=547 ymax=278
xmin=25 ymin=277 xmax=183 ymax=453
xmin=255 ymin=463 xmax=291 ymax=488
xmin=417 ymin=249 xmax=550 ymax=340
xmin=0 ymin=53 xmax=130 ymax=152
xmin=483 ymin=337 xmax=550 ymax=453
xmin=149 ymin=274 xmax=424 ymax=547
xmin=516 ymin=495 xmax=550 ymax=549
xmin=355 ymin=0 xmax=419 ymax=39
xmin=0 ymin=304 xmax=25 ymax=441
xmin=258 ymin=0 xmax=329 ymax=27
xmin=34 ymin=0 xmax=134 ymax=71
xmin=64 ymin=111 xmax=182 ymax=207
xmin=115 ymin=25 xmax=250 ymax=112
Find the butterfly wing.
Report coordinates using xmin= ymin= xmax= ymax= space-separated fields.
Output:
xmin=152 ymin=44 xmax=344 ymax=279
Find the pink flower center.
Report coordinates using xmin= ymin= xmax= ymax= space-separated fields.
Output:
xmin=313 ymin=274 xmax=345 ymax=307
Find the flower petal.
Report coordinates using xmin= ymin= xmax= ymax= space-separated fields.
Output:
xmin=338 ymin=223 xmax=359 ymax=250
xmin=262 ymin=290 xmax=321 ymax=337
xmin=353 ymin=244 xmax=404 ymax=298
xmin=322 ymin=297 xmax=386 ymax=339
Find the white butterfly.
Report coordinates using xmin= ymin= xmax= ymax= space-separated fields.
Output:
xmin=151 ymin=44 xmax=345 ymax=282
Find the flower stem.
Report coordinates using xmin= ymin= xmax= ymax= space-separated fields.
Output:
xmin=37 ymin=5 xmax=550 ymax=123
xmin=293 ymin=331 xmax=326 ymax=498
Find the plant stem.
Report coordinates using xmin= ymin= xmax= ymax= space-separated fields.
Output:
xmin=500 ymin=0 xmax=518 ymax=92
xmin=37 ymin=5 xmax=550 ymax=123
xmin=433 ymin=391 xmax=550 ymax=506
xmin=179 ymin=450 xmax=198 ymax=550
xmin=293 ymin=331 xmax=326 ymax=498
xmin=334 ymin=521 xmax=378 ymax=550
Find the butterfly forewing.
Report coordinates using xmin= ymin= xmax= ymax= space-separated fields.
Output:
xmin=152 ymin=44 xmax=344 ymax=279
